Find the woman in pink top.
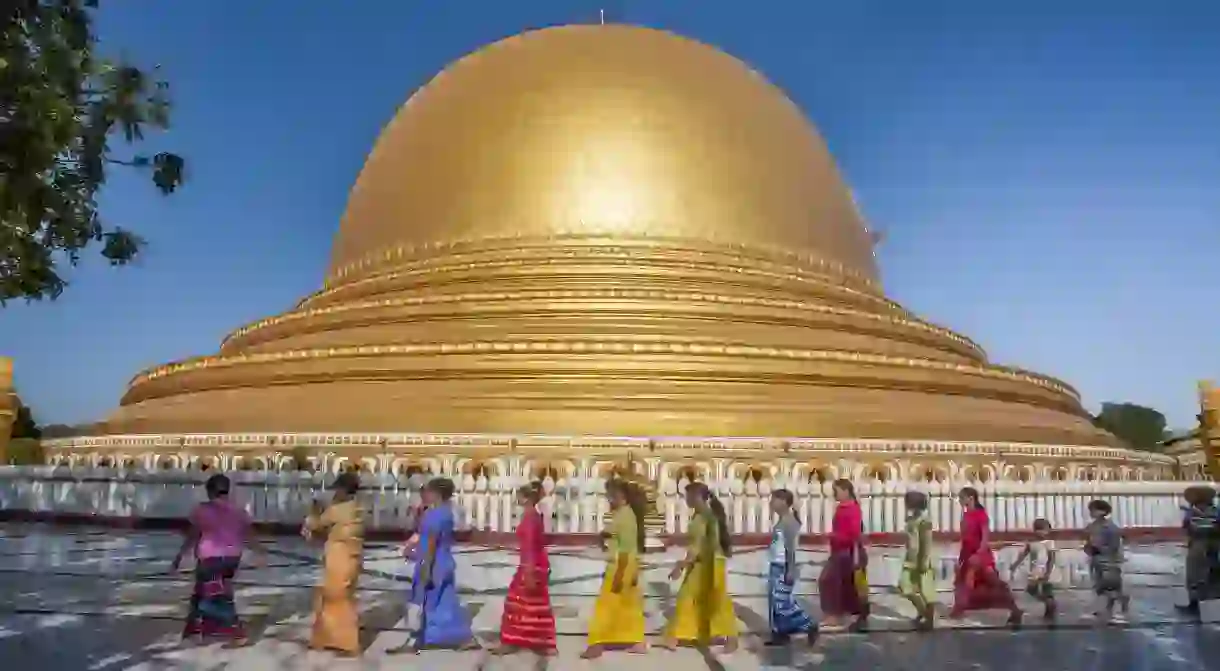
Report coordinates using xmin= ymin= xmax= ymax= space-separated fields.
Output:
xmin=818 ymin=479 xmax=869 ymax=631
xmin=172 ymin=474 xmax=264 ymax=644
xmin=950 ymin=487 xmax=1022 ymax=627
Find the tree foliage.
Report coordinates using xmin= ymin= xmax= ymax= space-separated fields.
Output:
xmin=6 ymin=437 xmax=45 ymax=465
xmin=10 ymin=401 xmax=40 ymax=439
xmin=39 ymin=421 xmax=95 ymax=438
xmin=1093 ymin=402 xmax=1169 ymax=451
xmin=1 ymin=0 xmax=185 ymax=303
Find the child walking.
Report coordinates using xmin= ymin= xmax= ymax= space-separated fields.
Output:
xmin=1009 ymin=518 xmax=1057 ymax=622
xmin=1083 ymin=499 xmax=1130 ymax=623
xmin=764 ymin=489 xmax=818 ymax=646
xmin=898 ymin=491 xmax=936 ymax=630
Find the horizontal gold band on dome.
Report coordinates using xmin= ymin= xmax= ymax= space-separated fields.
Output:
xmin=222 ymin=289 xmax=986 ymax=357
xmin=322 ymin=232 xmax=882 ymax=295
xmin=40 ymin=433 xmax=1172 ymax=466
xmin=131 ymin=338 xmax=1079 ymax=400
xmin=305 ymin=244 xmax=898 ymax=314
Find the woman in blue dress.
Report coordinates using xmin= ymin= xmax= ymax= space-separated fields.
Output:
xmin=390 ymin=477 xmax=476 ymax=654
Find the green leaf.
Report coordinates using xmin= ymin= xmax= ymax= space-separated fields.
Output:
xmin=100 ymin=228 xmax=145 ymax=264
xmin=151 ymin=152 xmax=185 ymax=193
xmin=0 ymin=0 xmax=186 ymax=303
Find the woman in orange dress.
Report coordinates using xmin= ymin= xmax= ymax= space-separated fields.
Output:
xmin=494 ymin=481 xmax=557 ymax=656
xmin=303 ymin=472 xmax=365 ymax=657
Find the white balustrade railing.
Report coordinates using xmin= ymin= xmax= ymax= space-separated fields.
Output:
xmin=0 ymin=466 xmax=1203 ymax=536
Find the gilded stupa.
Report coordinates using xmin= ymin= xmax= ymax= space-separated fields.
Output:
xmin=55 ymin=24 xmax=1149 ymax=475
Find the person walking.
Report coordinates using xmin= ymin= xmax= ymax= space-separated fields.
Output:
xmin=582 ymin=479 xmax=649 ymax=659
xmin=303 ymin=472 xmax=366 ymax=657
xmin=819 ymin=479 xmax=869 ymax=631
xmin=172 ymin=473 xmax=265 ymax=647
xmin=949 ymin=487 xmax=1022 ymax=628
xmin=661 ymin=482 xmax=739 ymax=652
xmin=764 ymin=488 xmax=818 ymax=646
xmin=898 ymin=490 xmax=937 ymax=630
xmin=494 ymin=481 xmax=557 ymax=657
xmin=1009 ymin=518 xmax=1057 ymax=623
xmin=1083 ymin=499 xmax=1129 ymax=623
xmin=1178 ymin=485 xmax=1220 ymax=617
xmin=392 ymin=477 xmax=476 ymax=653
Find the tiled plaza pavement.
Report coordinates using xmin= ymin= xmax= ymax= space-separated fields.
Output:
xmin=0 ymin=524 xmax=1218 ymax=670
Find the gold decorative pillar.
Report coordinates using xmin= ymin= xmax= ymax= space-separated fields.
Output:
xmin=0 ymin=358 xmax=12 ymax=464
xmin=1200 ymin=381 xmax=1219 ymax=481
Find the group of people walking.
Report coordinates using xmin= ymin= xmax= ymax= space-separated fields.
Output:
xmin=169 ymin=472 xmax=1220 ymax=657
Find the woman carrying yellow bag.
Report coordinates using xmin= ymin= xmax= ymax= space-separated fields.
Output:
xmin=819 ymin=479 xmax=870 ymax=632
xmin=853 ymin=560 xmax=870 ymax=607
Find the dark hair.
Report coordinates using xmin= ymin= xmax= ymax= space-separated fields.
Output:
xmin=607 ymin=479 xmax=647 ymax=553
xmin=332 ymin=472 xmax=360 ymax=496
xmin=771 ymin=488 xmax=801 ymax=525
xmin=204 ymin=474 xmax=231 ymax=499
xmin=832 ymin=478 xmax=856 ymax=500
xmin=605 ymin=478 xmax=628 ymax=499
xmin=426 ymin=477 xmax=456 ymax=501
xmin=517 ymin=480 xmax=544 ymax=504
xmin=1185 ymin=485 xmax=1218 ymax=506
xmin=1087 ymin=499 xmax=1112 ymax=516
xmin=959 ymin=487 xmax=982 ymax=510
xmin=687 ymin=482 xmax=732 ymax=557
xmin=903 ymin=490 xmax=928 ymax=512
xmin=1033 ymin=518 xmax=1052 ymax=531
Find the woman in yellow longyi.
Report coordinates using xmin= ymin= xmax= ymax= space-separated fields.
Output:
xmin=582 ymin=479 xmax=649 ymax=659
xmin=662 ymin=482 xmax=739 ymax=652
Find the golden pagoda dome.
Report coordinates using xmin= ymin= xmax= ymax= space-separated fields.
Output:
xmin=328 ymin=24 xmax=880 ymax=291
xmin=95 ymin=24 xmax=1120 ymax=454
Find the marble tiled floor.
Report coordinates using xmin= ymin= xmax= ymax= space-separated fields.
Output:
xmin=0 ymin=524 xmax=1218 ymax=670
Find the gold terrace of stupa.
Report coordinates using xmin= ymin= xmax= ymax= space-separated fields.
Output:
xmin=44 ymin=25 xmax=1173 ymax=479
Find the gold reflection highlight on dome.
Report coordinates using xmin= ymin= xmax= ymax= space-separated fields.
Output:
xmin=329 ymin=25 xmax=880 ymax=288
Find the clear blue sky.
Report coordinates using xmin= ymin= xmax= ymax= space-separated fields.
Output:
xmin=2 ymin=0 xmax=1217 ymax=431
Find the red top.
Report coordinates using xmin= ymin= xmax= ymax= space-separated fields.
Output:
xmin=517 ymin=505 xmax=549 ymax=572
xmin=959 ymin=506 xmax=995 ymax=567
xmin=829 ymin=499 xmax=863 ymax=554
